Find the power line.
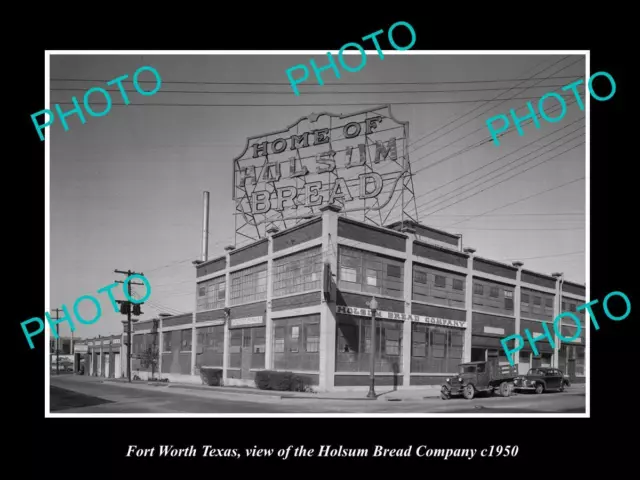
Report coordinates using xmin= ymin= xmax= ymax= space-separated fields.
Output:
xmin=50 ymin=75 xmax=582 ymax=86
xmin=412 ymin=212 xmax=585 ymax=217
xmin=51 ymin=95 xmax=579 ymax=108
xmin=407 ymin=56 xmax=584 ymax=154
xmin=499 ymin=251 xmax=585 ymax=261
xmin=420 ymin=140 xmax=585 ymax=218
xmin=433 ymin=226 xmax=584 ymax=231
xmin=50 ymin=84 xmax=576 ymax=95
xmin=415 ymin=127 xmax=585 ymax=214
xmin=446 ymin=176 xmax=586 ymax=226
xmin=411 ymin=116 xmax=584 ymax=203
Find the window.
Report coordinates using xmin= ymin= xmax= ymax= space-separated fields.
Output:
xmin=365 ymin=268 xmax=378 ymax=286
xmin=505 ymin=290 xmax=514 ymax=310
xmin=414 ymin=271 xmax=427 ymax=284
xmin=533 ymin=296 xmax=542 ymax=306
xmin=338 ymin=246 xmax=404 ymax=298
xmin=180 ymin=330 xmax=192 ymax=351
xmin=522 ymin=293 xmax=530 ymax=305
xmin=272 ymin=247 xmax=322 ymax=298
xmin=474 ymin=283 xmax=484 ymax=295
xmin=562 ymin=301 xmax=567 ymax=311
xmin=336 ymin=317 xmax=403 ymax=373
xmin=570 ymin=303 xmax=577 ymax=312
xmin=196 ymin=275 xmax=226 ymax=311
xmin=575 ymin=346 xmax=585 ymax=376
xmin=411 ymin=324 xmax=463 ymax=373
xmin=490 ymin=286 xmax=499 ymax=298
xmin=477 ymin=363 xmax=486 ymax=373
xmin=385 ymin=329 xmax=401 ymax=356
xmin=340 ymin=266 xmax=357 ymax=283
xmin=162 ymin=332 xmax=172 ymax=352
xmin=273 ymin=315 xmax=320 ymax=371
xmin=305 ymin=323 xmax=320 ymax=352
xmin=434 ymin=275 xmax=446 ymax=288
xmin=387 ymin=264 xmax=401 ymax=278
xmin=274 ymin=327 xmax=285 ymax=353
xmin=229 ymin=263 xmax=267 ymax=306
xmin=453 ymin=279 xmax=464 ymax=291
xmin=253 ymin=328 xmax=266 ymax=355
xmin=545 ymin=298 xmax=553 ymax=309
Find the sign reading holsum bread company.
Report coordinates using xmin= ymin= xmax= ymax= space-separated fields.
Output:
xmin=336 ymin=305 xmax=466 ymax=328
xmin=232 ymin=105 xmax=410 ymax=237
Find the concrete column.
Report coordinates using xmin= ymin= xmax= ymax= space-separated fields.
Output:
xmin=158 ymin=317 xmax=163 ymax=378
xmin=463 ymin=248 xmax=476 ymax=362
xmin=319 ymin=205 xmax=340 ymax=391
xmin=222 ymin=247 xmax=234 ymax=382
xmin=551 ymin=273 xmax=563 ymax=368
xmin=265 ymin=228 xmax=278 ymax=370
xmin=401 ymin=228 xmax=415 ymax=387
xmin=191 ymin=308 xmax=197 ymax=377
xmin=512 ymin=261 xmax=524 ymax=370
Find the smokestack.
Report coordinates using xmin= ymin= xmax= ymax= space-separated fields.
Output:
xmin=202 ymin=191 xmax=210 ymax=262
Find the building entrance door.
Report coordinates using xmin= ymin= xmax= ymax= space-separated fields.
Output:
xmin=114 ymin=353 xmax=121 ymax=378
xmin=105 ymin=354 xmax=110 ymax=378
xmin=241 ymin=329 xmax=252 ymax=379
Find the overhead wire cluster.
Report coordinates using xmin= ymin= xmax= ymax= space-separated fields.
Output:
xmin=52 ymin=55 xmax=586 ymax=312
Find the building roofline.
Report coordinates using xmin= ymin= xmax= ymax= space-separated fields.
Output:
xmin=413 ymin=238 xmax=469 ymax=257
xmin=271 ymin=216 xmax=322 ymax=239
xmin=339 ymin=216 xmax=408 ymax=239
xmin=194 ymin=254 xmax=226 ymax=269
xmin=386 ymin=220 xmax=461 ymax=242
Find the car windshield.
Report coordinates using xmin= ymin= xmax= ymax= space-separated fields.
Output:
xmin=459 ymin=365 xmax=476 ymax=374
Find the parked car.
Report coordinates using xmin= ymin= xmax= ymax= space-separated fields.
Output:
xmin=441 ymin=361 xmax=519 ymax=400
xmin=513 ymin=367 xmax=566 ymax=394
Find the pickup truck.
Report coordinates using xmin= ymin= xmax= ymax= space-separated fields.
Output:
xmin=441 ymin=361 xmax=519 ymax=400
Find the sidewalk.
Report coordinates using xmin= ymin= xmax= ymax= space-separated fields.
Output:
xmin=100 ymin=377 xmax=442 ymax=401
xmin=93 ymin=376 xmax=584 ymax=403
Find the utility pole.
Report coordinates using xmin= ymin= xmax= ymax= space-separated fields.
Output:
xmin=114 ymin=269 xmax=145 ymax=383
xmin=51 ymin=308 xmax=62 ymax=375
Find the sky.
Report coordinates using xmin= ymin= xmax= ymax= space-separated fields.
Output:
xmin=48 ymin=52 xmax=586 ymax=340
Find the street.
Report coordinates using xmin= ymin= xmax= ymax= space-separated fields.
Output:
xmin=50 ymin=376 xmax=586 ymax=414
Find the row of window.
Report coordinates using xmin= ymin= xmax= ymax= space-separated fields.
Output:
xmin=338 ymin=246 xmax=404 ymax=298
xmin=196 ymin=246 xmax=583 ymax=316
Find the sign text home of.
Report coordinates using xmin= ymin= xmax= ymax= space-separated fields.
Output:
xmin=233 ymin=106 xmax=409 ymax=227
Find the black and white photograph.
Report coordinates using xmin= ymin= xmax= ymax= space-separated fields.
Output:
xmin=44 ymin=51 xmax=590 ymax=416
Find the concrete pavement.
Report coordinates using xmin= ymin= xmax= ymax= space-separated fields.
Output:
xmin=50 ymin=375 xmax=586 ymax=414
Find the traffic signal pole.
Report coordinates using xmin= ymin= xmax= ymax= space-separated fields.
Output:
xmin=51 ymin=308 xmax=62 ymax=375
xmin=114 ymin=269 xmax=145 ymax=383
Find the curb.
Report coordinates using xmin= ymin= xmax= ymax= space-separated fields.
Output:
xmin=100 ymin=380 xmax=287 ymax=401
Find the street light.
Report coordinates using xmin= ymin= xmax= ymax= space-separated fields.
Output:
xmin=366 ymin=296 xmax=379 ymax=399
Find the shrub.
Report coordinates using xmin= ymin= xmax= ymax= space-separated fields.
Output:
xmin=200 ymin=367 xmax=223 ymax=386
xmin=254 ymin=370 xmax=313 ymax=392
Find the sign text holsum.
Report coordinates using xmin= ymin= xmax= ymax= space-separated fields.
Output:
xmin=233 ymin=109 xmax=407 ymax=219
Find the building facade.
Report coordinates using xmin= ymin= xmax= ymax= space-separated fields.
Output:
xmin=73 ymin=335 xmax=123 ymax=378
xmin=126 ymin=207 xmax=586 ymax=391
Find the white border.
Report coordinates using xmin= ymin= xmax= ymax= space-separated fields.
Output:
xmin=45 ymin=50 xmax=589 ymax=418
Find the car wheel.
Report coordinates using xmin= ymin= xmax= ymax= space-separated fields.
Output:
xmin=463 ymin=384 xmax=475 ymax=400
xmin=440 ymin=386 xmax=450 ymax=400
xmin=535 ymin=383 xmax=544 ymax=394
xmin=499 ymin=381 xmax=511 ymax=397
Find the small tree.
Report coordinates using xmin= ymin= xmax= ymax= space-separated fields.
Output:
xmin=139 ymin=344 xmax=159 ymax=379
xmin=139 ymin=318 xmax=160 ymax=379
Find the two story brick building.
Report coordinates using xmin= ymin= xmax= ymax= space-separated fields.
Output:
xmin=125 ymin=206 xmax=586 ymax=391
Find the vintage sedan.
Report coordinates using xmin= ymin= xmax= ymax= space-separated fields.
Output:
xmin=513 ymin=367 xmax=566 ymax=394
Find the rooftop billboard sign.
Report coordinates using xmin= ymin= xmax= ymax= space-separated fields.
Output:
xmin=232 ymin=105 xmax=414 ymax=241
